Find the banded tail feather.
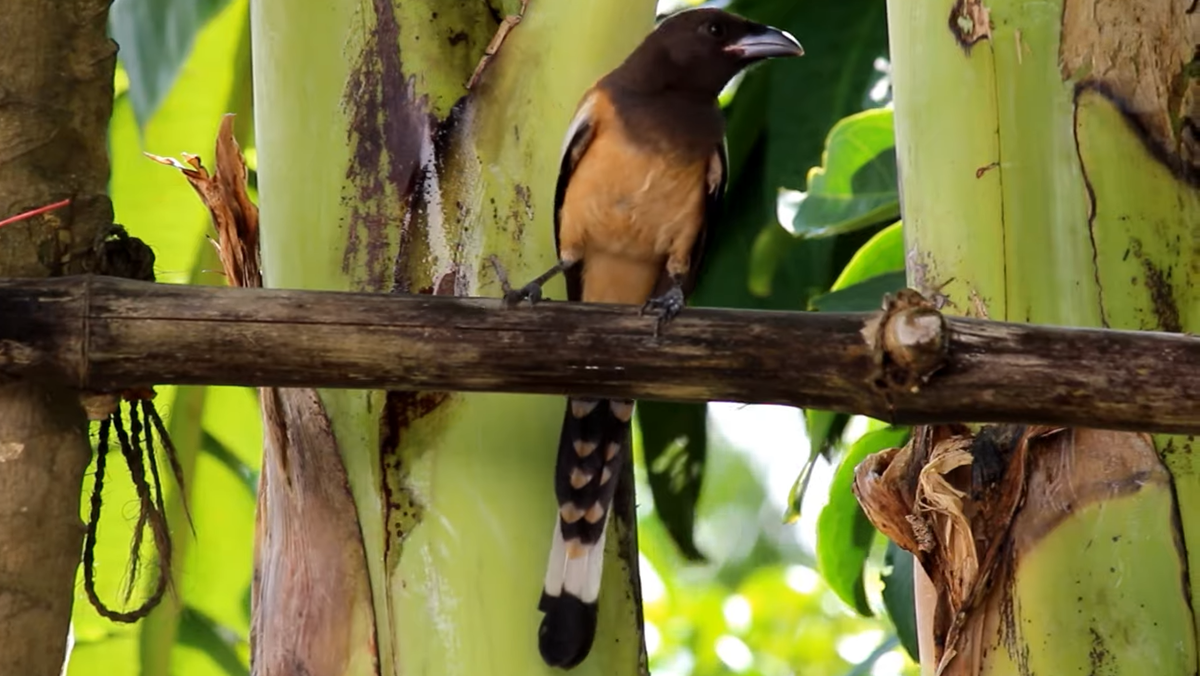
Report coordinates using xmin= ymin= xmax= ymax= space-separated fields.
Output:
xmin=538 ymin=396 xmax=633 ymax=668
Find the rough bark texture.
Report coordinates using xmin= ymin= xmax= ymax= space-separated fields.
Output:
xmin=0 ymin=380 xmax=92 ymax=676
xmin=0 ymin=0 xmax=117 ymax=276
xmin=2 ymin=275 xmax=1198 ymax=435
xmin=0 ymin=0 xmax=117 ymax=672
xmin=1059 ymin=0 xmax=1199 ymax=181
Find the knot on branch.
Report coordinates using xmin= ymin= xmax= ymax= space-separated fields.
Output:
xmin=864 ymin=288 xmax=949 ymax=393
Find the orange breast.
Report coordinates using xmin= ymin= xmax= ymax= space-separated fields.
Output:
xmin=556 ymin=101 xmax=708 ymax=306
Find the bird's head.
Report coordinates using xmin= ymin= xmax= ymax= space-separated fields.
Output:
xmin=621 ymin=8 xmax=804 ymax=97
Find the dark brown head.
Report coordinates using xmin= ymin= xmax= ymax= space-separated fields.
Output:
xmin=612 ymin=8 xmax=804 ymax=98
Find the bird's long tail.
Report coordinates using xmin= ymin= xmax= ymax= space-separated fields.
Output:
xmin=538 ymin=396 xmax=632 ymax=669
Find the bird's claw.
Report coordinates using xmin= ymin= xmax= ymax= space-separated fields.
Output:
xmin=504 ymin=281 xmax=544 ymax=308
xmin=640 ymin=286 xmax=685 ymax=336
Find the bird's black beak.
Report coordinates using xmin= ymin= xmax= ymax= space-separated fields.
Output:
xmin=724 ymin=27 xmax=804 ymax=60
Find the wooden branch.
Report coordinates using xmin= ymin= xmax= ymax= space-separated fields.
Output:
xmin=1 ymin=275 xmax=1197 ymax=434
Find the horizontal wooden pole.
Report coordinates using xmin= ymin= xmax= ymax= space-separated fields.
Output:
xmin=1 ymin=275 xmax=1197 ymax=434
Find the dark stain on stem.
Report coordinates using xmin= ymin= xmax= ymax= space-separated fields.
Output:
xmin=343 ymin=0 xmax=436 ymax=291
xmin=1075 ymin=80 xmax=1199 ymax=189
xmin=1141 ymin=258 xmax=1182 ymax=333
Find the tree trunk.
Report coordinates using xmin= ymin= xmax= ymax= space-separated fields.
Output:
xmin=248 ymin=1 xmax=652 ymax=674
xmin=878 ymin=0 xmax=1199 ymax=672
xmin=0 ymin=0 xmax=118 ymax=671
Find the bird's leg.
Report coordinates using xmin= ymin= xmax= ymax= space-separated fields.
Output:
xmin=504 ymin=258 xmax=574 ymax=307
xmin=641 ymin=273 xmax=686 ymax=336
xmin=467 ymin=0 xmax=531 ymax=90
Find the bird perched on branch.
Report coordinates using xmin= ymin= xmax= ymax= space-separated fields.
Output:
xmin=504 ymin=7 xmax=803 ymax=669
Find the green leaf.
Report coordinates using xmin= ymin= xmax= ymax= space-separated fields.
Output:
xmin=784 ymin=410 xmax=849 ymax=523
xmin=712 ymin=0 xmax=890 ymax=303
xmin=721 ymin=62 xmax=772 ymax=185
xmin=783 ymin=446 xmax=819 ymax=525
xmin=637 ymin=401 xmax=708 ymax=561
xmin=730 ymin=0 xmax=891 ymax=193
xmin=816 ymin=426 xmax=910 ymax=616
xmin=110 ymin=0 xmax=237 ymax=126
xmin=200 ymin=429 xmax=259 ymax=497
xmin=176 ymin=605 xmax=250 ymax=676
xmin=692 ymin=143 xmax=841 ymax=311
xmin=139 ymin=385 xmax=207 ymax=676
xmin=807 ymin=218 xmax=906 ymax=310
xmin=109 ymin=0 xmax=251 ymax=285
xmin=747 ymin=221 xmax=793 ymax=297
xmin=809 ymin=271 xmax=907 ymax=312
xmin=830 ymin=220 xmax=905 ymax=291
xmin=692 ymin=0 xmax=889 ymax=310
xmin=185 ymin=386 xmax=262 ymax=636
xmin=882 ymin=540 xmax=920 ymax=661
xmin=806 ymin=409 xmax=850 ymax=458
xmin=794 ymin=108 xmax=899 ymax=238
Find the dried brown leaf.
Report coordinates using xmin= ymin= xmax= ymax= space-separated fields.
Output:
xmin=147 ymin=114 xmax=261 ymax=288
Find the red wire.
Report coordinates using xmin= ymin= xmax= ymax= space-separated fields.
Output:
xmin=0 ymin=198 xmax=71 ymax=228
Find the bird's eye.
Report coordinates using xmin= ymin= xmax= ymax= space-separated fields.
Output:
xmin=705 ymin=22 xmax=726 ymax=38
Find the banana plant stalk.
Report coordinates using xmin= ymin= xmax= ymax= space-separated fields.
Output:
xmin=871 ymin=0 xmax=1200 ymax=673
xmin=248 ymin=1 xmax=654 ymax=674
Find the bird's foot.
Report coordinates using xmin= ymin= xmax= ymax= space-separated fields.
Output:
xmin=640 ymin=285 xmax=685 ymax=336
xmin=504 ymin=281 xmax=544 ymax=308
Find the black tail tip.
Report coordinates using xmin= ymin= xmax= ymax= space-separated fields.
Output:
xmin=538 ymin=594 xmax=599 ymax=669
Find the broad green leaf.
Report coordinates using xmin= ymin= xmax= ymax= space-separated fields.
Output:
xmin=200 ymin=430 xmax=258 ymax=497
xmin=722 ymin=61 xmax=772 ymax=186
xmin=830 ymin=220 xmax=905 ymax=291
xmin=809 ymin=220 xmax=906 ymax=311
xmin=784 ymin=410 xmax=850 ymax=523
xmin=730 ymin=0 xmax=890 ymax=192
xmin=140 ymin=384 xmax=207 ymax=676
xmin=175 ymin=606 xmax=250 ymax=676
xmin=746 ymin=220 xmax=792 ymax=297
xmin=794 ymin=108 xmax=899 ymax=238
xmin=184 ymin=386 xmax=262 ymax=636
xmin=692 ymin=146 xmax=839 ymax=311
xmin=637 ymin=401 xmax=708 ymax=561
xmin=110 ymin=0 xmax=237 ymax=126
xmin=783 ymin=446 xmax=819 ymax=525
xmin=816 ymin=426 xmax=910 ymax=616
xmin=809 ymin=271 xmax=907 ymax=312
xmin=806 ymin=409 xmax=849 ymax=458
xmin=693 ymin=0 xmax=889 ymax=310
xmin=882 ymin=540 xmax=920 ymax=661
xmin=69 ymin=633 xmax=139 ymax=675
xmin=109 ymin=0 xmax=250 ymax=285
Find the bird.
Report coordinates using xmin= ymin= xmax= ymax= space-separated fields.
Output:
xmin=503 ymin=7 xmax=803 ymax=669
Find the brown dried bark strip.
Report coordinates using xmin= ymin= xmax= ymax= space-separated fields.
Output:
xmin=146 ymin=114 xmax=261 ymax=288
xmin=1060 ymin=0 xmax=1200 ymax=180
xmin=160 ymin=118 xmax=379 ymax=675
